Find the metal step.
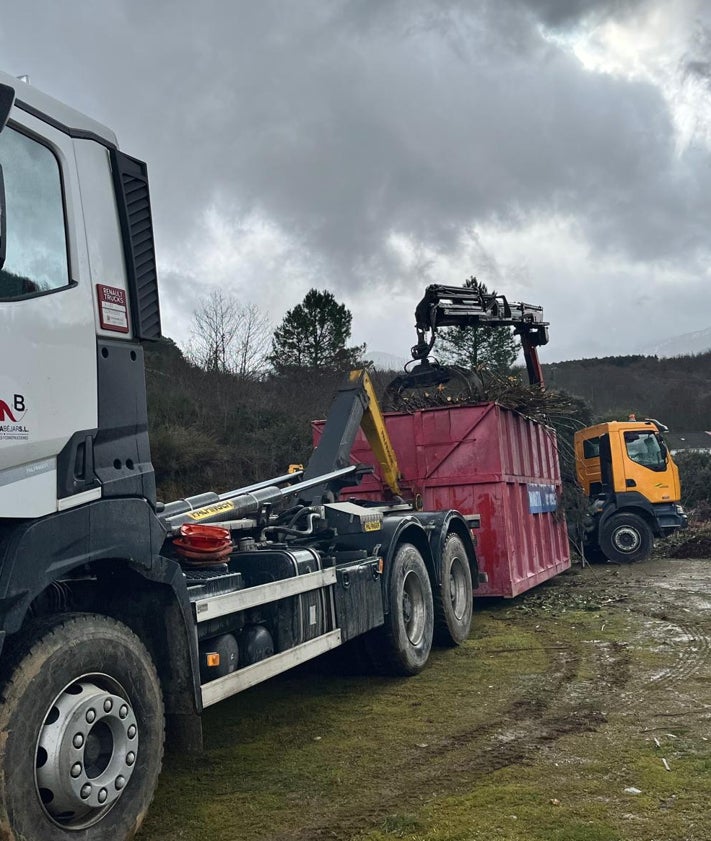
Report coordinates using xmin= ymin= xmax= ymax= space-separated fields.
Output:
xmin=201 ymin=629 xmax=342 ymax=707
xmin=193 ymin=567 xmax=337 ymax=623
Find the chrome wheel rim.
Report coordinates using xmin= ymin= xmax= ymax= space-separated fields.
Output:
xmin=613 ymin=526 xmax=641 ymax=553
xmin=402 ymin=570 xmax=426 ymax=645
xmin=35 ymin=674 xmax=138 ymax=829
xmin=449 ymin=556 xmax=469 ymax=620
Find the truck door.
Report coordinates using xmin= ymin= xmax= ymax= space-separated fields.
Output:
xmin=621 ymin=430 xmax=676 ymax=503
xmin=577 ymin=434 xmax=602 ymax=496
xmin=0 ymin=108 xmax=98 ymax=517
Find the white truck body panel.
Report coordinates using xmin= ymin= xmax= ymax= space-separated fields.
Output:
xmin=73 ymin=139 xmax=133 ymax=340
xmin=0 ymin=105 xmax=98 ymax=516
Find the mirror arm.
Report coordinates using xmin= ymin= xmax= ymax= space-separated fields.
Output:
xmin=0 ymin=84 xmax=15 ymax=133
xmin=0 ymin=165 xmax=5 ymax=271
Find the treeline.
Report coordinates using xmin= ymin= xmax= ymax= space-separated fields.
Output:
xmin=145 ymin=339 xmax=340 ymax=501
xmin=542 ymin=352 xmax=711 ymax=430
xmin=146 ymin=342 xmax=711 ymax=502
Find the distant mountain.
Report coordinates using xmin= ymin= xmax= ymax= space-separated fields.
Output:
xmin=543 ymin=351 xmax=711 ymax=431
xmin=639 ymin=326 xmax=711 ymax=358
xmin=367 ymin=350 xmax=410 ymax=371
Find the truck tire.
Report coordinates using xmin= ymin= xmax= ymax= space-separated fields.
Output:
xmin=0 ymin=613 xmax=164 ymax=841
xmin=365 ymin=543 xmax=434 ymax=676
xmin=433 ymin=534 xmax=473 ymax=646
xmin=600 ymin=512 xmax=653 ymax=564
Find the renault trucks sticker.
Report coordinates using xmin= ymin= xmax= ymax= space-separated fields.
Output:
xmin=0 ymin=394 xmax=29 ymax=440
xmin=96 ymin=284 xmax=130 ymax=333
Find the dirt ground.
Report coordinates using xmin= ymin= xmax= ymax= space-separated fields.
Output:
xmin=139 ymin=556 xmax=711 ymax=841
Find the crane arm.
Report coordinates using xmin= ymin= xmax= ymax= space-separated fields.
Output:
xmin=412 ymin=284 xmax=549 ymax=386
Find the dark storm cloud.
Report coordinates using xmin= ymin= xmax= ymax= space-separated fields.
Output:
xmin=2 ymin=0 xmax=710 ymax=357
xmin=513 ymin=0 xmax=646 ymax=28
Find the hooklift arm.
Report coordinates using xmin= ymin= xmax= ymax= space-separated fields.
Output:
xmin=301 ymin=369 xmax=402 ymax=503
xmin=412 ymin=284 xmax=550 ymax=386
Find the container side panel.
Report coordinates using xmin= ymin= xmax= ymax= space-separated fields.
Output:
xmin=313 ymin=404 xmax=571 ymax=597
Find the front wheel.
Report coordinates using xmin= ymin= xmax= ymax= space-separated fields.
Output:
xmin=433 ymin=534 xmax=473 ymax=646
xmin=599 ymin=513 xmax=653 ymax=564
xmin=0 ymin=613 xmax=164 ymax=841
xmin=366 ymin=543 xmax=434 ymax=676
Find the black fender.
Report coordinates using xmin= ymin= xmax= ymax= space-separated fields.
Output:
xmin=0 ymin=498 xmax=202 ymax=716
xmin=598 ymin=492 xmax=661 ymax=537
xmin=367 ymin=514 xmax=433 ymax=615
xmin=407 ymin=510 xmax=478 ymax=590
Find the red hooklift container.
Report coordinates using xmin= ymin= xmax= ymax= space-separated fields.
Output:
xmin=313 ymin=402 xmax=570 ymax=597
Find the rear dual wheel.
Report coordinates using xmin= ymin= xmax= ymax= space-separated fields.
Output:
xmin=0 ymin=614 xmax=164 ymax=841
xmin=366 ymin=543 xmax=434 ymax=676
xmin=433 ymin=534 xmax=473 ymax=646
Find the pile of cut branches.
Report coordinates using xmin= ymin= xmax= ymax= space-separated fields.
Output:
xmin=383 ymin=364 xmax=582 ymax=427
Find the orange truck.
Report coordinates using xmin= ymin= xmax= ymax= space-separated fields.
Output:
xmin=574 ymin=419 xmax=687 ymax=563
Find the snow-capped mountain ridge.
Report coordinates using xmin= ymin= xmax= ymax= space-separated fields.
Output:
xmin=639 ymin=326 xmax=711 ymax=358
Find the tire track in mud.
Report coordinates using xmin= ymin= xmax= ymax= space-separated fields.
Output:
xmin=597 ymin=605 xmax=711 ymax=716
xmin=275 ymin=561 xmax=711 ymax=841
xmin=514 ymin=562 xmax=711 ymax=719
xmin=274 ymin=639 xmax=603 ymax=841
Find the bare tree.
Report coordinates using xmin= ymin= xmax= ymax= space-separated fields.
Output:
xmin=233 ymin=303 xmax=272 ymax=378
xmin=186 ymin=290 xmax=271 ymax=377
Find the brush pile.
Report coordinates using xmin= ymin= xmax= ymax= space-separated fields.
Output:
xmin=383 ymin=363 xmax=581 ymax=428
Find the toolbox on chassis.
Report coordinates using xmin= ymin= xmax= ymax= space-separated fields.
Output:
xmin=0 ymin=73 xmax=479 ymax=840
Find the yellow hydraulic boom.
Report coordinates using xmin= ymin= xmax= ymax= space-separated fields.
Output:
xmin=349 ymin=369 xmax=401 ymax=496
xmin=300 ymin=369 xmax=402 ymax=503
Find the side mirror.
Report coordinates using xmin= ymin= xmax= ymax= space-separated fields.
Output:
xmin=0 ymin=84 xmax=14 ymax=133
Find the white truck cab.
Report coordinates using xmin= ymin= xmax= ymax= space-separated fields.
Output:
xmin=0 ymin=70 xmax=160 ymax=518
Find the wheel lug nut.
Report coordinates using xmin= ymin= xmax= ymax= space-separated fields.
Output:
xmin=103 ymin=699 xmax=113 ymax=713
xmin=119 ymin=705 xmax=128 ymax=719
xmin=98 ymin=788 xmax=108 ymax=804
xmin=126 ymin=752 xmax=135 ymax=766
xmin=86 ymin=708 xmax=96 ymax=724
xmin=127 ymin=725 xmax=136 ymax=739
xmin=73 ymin=733 xmax=84 ymax=749
xmin=70 ymin=763 xmax=82 ymax=778
xmin=115 ymin=775 xmax=126 ymax=790
xmin=80 ymin=783 xmax=92 ymax=800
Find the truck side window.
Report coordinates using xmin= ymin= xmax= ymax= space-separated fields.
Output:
xmin=0 ymin=125 xmax=69 ymax=298
xmin=583 ymin=437 xmax=600 ymax=459
xmin=624 ymin=431 xmax=665 ymax=471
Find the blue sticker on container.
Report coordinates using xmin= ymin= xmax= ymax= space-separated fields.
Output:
xmin=527 ymin=483 xmax=557 ymax=514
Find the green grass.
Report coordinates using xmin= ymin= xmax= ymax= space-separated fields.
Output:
xmin=138 ymin=561 xmax=711 ymax=841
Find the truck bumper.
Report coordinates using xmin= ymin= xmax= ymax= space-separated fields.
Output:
xmin=654 ymin=503 xmax=688 ymax=534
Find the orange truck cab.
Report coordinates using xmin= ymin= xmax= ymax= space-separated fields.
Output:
xmin=573 ymin=419 xmax=687 ymax=563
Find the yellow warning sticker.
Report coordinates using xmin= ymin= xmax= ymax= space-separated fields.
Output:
xmin=187 ymin=501 xmax=235 ymax=521
xmin=364 ymin=521 xmax=382 ymax=532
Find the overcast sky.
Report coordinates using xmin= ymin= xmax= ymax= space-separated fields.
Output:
xmin=3 ymin=0 xmax=710 ymax=363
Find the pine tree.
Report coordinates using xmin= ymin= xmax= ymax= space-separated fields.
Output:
xmin=436 ymin=278 xmax=519 ymax=374
xmin=269 ymin=289 xmax=366 ymax=373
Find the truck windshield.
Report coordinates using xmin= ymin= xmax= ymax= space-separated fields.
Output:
xmin=624 ymin=431 xmax=666 ymax=471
